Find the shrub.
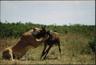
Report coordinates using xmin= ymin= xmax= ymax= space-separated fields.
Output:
xmin=88 ymin=38 xmax=96 ymax=53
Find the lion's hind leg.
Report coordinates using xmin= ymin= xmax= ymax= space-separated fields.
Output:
xmin=2 ymin=48 xmax=14 ymax=61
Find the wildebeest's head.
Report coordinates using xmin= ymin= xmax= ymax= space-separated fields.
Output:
xmin=33 ymin=26 xmax=49 ymax=41
xmin=36 ymin=26 xmax=47 ymax=38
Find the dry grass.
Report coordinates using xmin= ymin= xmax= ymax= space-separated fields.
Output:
xmin=0 ymin=33 xmax=95 ymax=64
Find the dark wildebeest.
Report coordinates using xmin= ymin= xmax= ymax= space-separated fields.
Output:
xmin=39 ymin=28 xmax=61 ymax=60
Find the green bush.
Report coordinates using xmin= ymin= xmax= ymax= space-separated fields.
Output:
xmin=88 ymin=38 xmax=96 ymax=53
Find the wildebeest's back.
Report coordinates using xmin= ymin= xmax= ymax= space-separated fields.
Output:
xmin=51 ymin=32 xmax=60 ymax=40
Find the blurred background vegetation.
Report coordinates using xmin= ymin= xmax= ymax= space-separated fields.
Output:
xmin=0 ymin=21 xmax=95 ymax=38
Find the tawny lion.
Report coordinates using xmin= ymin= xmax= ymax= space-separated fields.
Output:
xmin=2 ymin=27 xmax=48 ymax=61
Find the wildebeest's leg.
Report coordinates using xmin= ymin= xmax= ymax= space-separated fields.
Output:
xmin=40 ymin=43 xmax=47 ymax=59
xmin=43 ymin=45 xmax=53 ymax=60
xmin=57 ymin=39 xmax=61 ymax=58
xmin=57 ymin=40 xmax=61 ymax=55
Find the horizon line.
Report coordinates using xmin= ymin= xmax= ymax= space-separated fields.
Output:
xmin=0 ymin=20 xmax=95 ymax=26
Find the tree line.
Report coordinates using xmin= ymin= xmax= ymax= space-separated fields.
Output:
xmin=0 ymin=22 xmax=95 ymax=38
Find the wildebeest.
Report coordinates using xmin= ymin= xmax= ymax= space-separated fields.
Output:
xmin=2 ymin=26 xmax=61 ymax=60
xmin=40 ymin=30 xmax=61 ymax=60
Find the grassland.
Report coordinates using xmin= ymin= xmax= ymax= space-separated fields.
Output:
xmin=0 ymin=33 xmax=95 ymax=64
xmin=0 ymin=22 xmax=95 ymax=64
